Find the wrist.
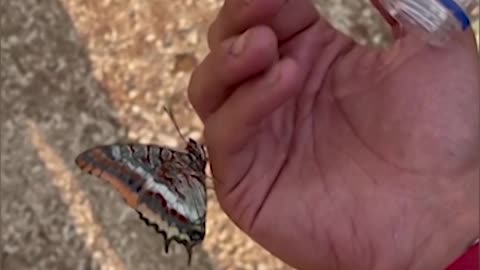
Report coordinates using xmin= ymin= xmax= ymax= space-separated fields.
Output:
xmin=446 ymin=240 xmax=479 ymax=270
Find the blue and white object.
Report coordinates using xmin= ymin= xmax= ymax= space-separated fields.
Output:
xmin=380 ymin=0 xmax=478 ymax=45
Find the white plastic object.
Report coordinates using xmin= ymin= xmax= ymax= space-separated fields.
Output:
xmin=379 ymin=0 xmax=479 ymax=46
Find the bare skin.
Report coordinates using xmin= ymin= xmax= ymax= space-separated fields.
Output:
xmin=187 ymin=0 xmax=479 ymax=269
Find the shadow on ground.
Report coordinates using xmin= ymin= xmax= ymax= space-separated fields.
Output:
xmin=1 ymin=0 xmax=214 ymax=269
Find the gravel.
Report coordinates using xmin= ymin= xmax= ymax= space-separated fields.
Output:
xmin=1 ymin=0 xmax=478 ymax=269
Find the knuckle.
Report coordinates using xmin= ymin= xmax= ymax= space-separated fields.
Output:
xmin=207 ymin=23 xmax=218 ymax=50
xmin=188 ymin=63 xmax=209 ymax=107
xmin=187 ymin=69 xmax=201 ymax=104
xmin=207 ymin=10 xmax=225 ymax=50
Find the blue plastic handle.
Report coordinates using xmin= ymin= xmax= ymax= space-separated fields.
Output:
xmin=437 ymin=0 xmax=471 ymax=30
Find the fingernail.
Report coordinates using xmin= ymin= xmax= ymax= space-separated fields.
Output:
xmin=230 ymin=30 xmax=249 ymax=55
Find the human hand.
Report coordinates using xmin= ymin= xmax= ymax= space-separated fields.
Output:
xmin=187 ymin=1 xmax=479 ymax=269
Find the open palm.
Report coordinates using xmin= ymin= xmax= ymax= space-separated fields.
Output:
xmin=187 ymin=1 xmax=479 ymax=269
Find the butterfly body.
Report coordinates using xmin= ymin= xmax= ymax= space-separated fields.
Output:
xmin=75 ymin=139 xmax=207 ymax=264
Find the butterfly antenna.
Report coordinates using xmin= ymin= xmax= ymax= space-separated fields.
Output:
xmin=163 ymin=105 xmax=188 ymax=144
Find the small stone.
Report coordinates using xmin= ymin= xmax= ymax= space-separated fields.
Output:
xmin=145 ymin=34 xmax=156 ymax=42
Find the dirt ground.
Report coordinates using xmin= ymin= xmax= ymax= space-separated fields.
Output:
xmin=1 ymin=0 xmax=478 ymax=270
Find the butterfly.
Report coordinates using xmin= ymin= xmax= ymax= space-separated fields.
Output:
xmin=74 ymin=107 xmax=208 ymax=265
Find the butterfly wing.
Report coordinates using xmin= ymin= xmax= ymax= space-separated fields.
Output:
xmin=75 ymin=143 xmax=207 ymax=263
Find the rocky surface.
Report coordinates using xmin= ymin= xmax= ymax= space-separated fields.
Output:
xmin=1 ymin=0 xmax=478 ymax=269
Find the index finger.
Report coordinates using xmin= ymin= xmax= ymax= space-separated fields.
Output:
xmin=207 ymin=0 xmax=286 ymax=49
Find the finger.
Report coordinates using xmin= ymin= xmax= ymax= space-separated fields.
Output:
xmin=207 ymin=0 xmax=285 ymax=49
xmin=208 ymin=0 xmax=320 ymax=49
xmin=205 ymin=57 xmax=303 ymax=159
xmin=188 ymin=26 xmax=279 ymax=122
xmin=268 ymin=0 xmax=320 ymax=42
